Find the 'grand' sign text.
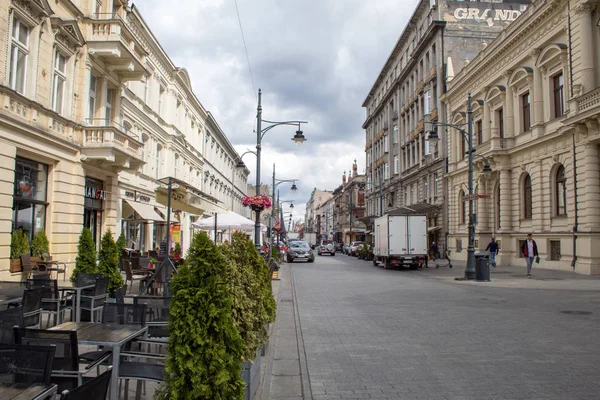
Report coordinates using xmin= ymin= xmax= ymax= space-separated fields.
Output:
xmin=454 ymin=8 xmax=522 ymax=22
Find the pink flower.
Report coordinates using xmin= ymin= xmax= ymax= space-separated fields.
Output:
xmin=242 ymin=194 xmax=272 ymax=209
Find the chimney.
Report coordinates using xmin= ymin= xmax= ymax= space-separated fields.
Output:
xmin=352 ymin=159 xmax=358 ymax=177
xmin=342 ymin=171 xmax=346 ymax=185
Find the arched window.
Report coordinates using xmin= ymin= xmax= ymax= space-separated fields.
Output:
xmin=556 ymin=165 xmax=567 ymax=216
xmin=523 ymin=174 xmax=532 ymax=219
xmin=459 ymin=189 xmax=466 ymax=224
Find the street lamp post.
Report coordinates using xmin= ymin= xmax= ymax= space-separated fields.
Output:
xmin=254 ymin=89 xmax=307 ymax=247
xmin=269 ymin=163 xmax=297 ymax=256
xmin=426 ymin=93 xmax=492 ymax=280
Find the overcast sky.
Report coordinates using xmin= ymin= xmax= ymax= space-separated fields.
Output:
xmin=134 ymin=0 xmax=418 ymax=223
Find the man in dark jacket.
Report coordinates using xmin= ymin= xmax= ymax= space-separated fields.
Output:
xmin=486 ymin=238 xmax=498 ymax=267
xmin=430 ymin=242 xmax=439 ymax=261
xmin=521 ymin=233 xmax=539 ymax=278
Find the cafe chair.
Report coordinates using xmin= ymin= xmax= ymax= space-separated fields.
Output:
xmin=41 ymin=252 xmax=68 ymax=281
xmin=0 ymin=343 xmax=56 ymax=385
xmin=118 ymin=341 xmax=166 ymax=399
xmin=133 ymin=296 xmax=170 ymax=339
xmin=102 ymin=303 xmax=147 ymax=326
xmin=60 ymin=367 xmax=112 ymax=400
xmin=26 ymin=279 xmax=72 ymax=327
xmin=79 ymin=277 xmax=109 ymax=322
xmin=21 ymin=254 xmax=44 ymax=278
xmin=14 ymin=328 xmax=110 ymax=393
xmin=123 ymin=260 xmax=149 ymax=294
xmin=0 ymin=307 xmax=22 ymax=344
xmin=21 ymin=288 xmax=43 ymax=328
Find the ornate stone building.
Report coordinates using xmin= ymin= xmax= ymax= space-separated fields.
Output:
xmin=0 ymin=0 xmax=248 ymax=278
xmin=444 ymin=0 xmax=600 ymax=274
xmin=362 ymin=0 xmax=531 ymax=253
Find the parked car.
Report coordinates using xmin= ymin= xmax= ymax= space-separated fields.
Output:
xmin=318 ymin=240 xmax=335 ymax=256
xmin=349 ymin=241 xmax=363 ymax=256
xmin=334 ymin=242 xmax=343 ymax=252
xmin=286 ymin=241 xmax=315 ymax=263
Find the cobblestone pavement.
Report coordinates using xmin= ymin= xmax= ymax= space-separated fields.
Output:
xmin=290 ymin=254 xmax=600 ymax=400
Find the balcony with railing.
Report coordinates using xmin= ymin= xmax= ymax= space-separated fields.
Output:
xmin=82 ymin=119 xmax=145 ymax=170
xmin=86 ymin=13 xmax=148 ymax=81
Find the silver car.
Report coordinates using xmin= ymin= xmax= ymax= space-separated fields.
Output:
xmin=286 ymin=241 xmax=315 ymax=263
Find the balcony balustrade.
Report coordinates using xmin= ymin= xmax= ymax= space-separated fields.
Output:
xmin=82 ymin=119 xmax=144 ymax=170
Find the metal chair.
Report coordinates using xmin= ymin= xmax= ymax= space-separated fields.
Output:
xmin=133 ymin=296 xmax=170 ymax=339
xmin=21 ymin=254 xmax=43 ymax=278
xmin=41 ymin=252 xmax=67 ymax=281
xmin=14 ymin=328 xmax=110 ymax=392
xmin=26 ymin=278 xmax=72 ymax=327
xmin=0 ymin=343 xmax=55 ymax=384
xmin=118 ymin=344 xmax=166 ymax=399
xmin=21 ymin=288 xmax=43 ymax=328
xmin=123 ymin=260 xmax=148 ymax=294
xmin=80 ymin=277 xmax=109 ymax=322
xmin=60 ymin=367 xmax=112 ymax=400
xmin=102 ymin=303 xmax=147 ymax=326
xmin=0 ymin=307 xmax=22 ymax=344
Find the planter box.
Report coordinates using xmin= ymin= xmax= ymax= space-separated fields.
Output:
xmin=9 ymin=259 xmax=22 ymax=273
xmin=241 ymin=351 xmax=262 ymax=400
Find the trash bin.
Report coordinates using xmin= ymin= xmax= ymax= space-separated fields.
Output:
xmin=474 ymin=252 xmax=491 ymax=282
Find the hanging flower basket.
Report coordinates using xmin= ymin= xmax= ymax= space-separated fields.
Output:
xmin=242 ymin=195 xmax=272 ymax=212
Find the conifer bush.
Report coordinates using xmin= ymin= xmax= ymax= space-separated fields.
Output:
xmin=10 ymin=229 xmax=29 ymax=259
xmin=97 ymin=230 xmax=124 ymax=296
xmin=155 ymin=232 xmax=245 ymax=400
xmin=30 ymin=230 xmax=49 ymax=258
xmin=71 ymin=228 xmax=98 ymax=282
xmin=245 ymin=237 xmax=277 ymax=327
xmin=221 ymin=232 xmax=263 ymax=361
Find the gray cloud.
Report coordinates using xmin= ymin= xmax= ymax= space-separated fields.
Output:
xmin=134 ymin=0 xmax=417 ymax=220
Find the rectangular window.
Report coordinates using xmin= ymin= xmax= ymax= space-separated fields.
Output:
xmin=553 ymin=73 xmax=564 ymax=118
xmin=88 ymin=74 xmax=97 ymax=122
xmin=434 ymin=173 xmax=439 ymax=199
xmin=393 ymin=155 xmax=399 ymax=174
xmin=522 ymin=92 xmax=531 ymax=132
xmin=393 ymin=125 xmax=398 ymax=144
xmin=105 ymin=88 xmax=114 ymax=123
xmin=13 ymin=157 xmax=48 ymax=243
xmin=550 ymin=240 xmax=561 ymax=261
xmin=10 ymin=17 xmax=29 ymax=94
xmin=475 ymin=120 xmax=483 ymax=145
xmin=384 ymin=135 xmax=389 ymax=153
xmin=52 ymin=51 xmax=67 ymax=114
xmin=496 ymin=108 xmax=504 ymax=138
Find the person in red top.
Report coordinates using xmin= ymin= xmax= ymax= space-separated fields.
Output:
xmin=521 ymin=233 xmax=539 ymax=278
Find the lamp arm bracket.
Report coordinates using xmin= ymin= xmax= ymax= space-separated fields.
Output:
xmin=260 ymin=120 xmax=308 ymax=140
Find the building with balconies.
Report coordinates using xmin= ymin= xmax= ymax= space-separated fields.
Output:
xmin=0 ymin=0 xmax=248 ymax=277
xmin=444 ymin=0 xmax=600 ymax=274
xmin=362 ymin=0 xmax=532 ymax=254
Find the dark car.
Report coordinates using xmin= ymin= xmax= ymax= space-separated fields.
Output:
xmin=286 ymin=241 xmax=315 ymax=263
xmin=318 ymin=240 xmax=335 ymax=256
xmin=334 ymin=242 xmax=343 ymax=252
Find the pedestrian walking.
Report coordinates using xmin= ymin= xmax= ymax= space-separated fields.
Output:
xmin=521 ymin=233 xmax=539 ymax=278
xmin=429 ymin=242 xmax=439 ymax=261
xmin=486 ymin=238 xmax=499 ymax=267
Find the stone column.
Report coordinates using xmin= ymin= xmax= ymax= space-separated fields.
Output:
xmin=504 ymin=81 xmax=514 ymax=138
xmin=531 ymin=58 xmax=544 ymax=137
xmin=482 ymin=99 xmax=491 ymax=143
xmin=536 ymin=159 xmax=545 ymax=231
xmin=144 ymin=222 xmax=154 ymax=253
xmin=577 ymin=2 xmax=596 ymax=93
xmin=499 ymin=168 xmax=512 ymax=232
xmin=477 ymin=176 xmax=490 ymax=233
xmin=581 ymin=142 xmax=600 ymax=231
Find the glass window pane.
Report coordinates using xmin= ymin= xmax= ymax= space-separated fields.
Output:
xmin=14 ymin=158 xmax=48 ymax=202
xmin=15 ymin=202 xmax=34 ymax=242
xmin=34 ymin=203 xmax=46 ymax=235
xmin=56 ymin=53 xmax=66 ymax=73
xmin=18 ymin=22 xmax=28 ymax=45
xmin=54 ymin=76 xmax=65 ymax=113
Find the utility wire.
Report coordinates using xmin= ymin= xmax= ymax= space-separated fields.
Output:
xmin=233 ymin=0 xmax=257 ymax=99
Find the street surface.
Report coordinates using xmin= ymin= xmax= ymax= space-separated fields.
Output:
xmin=289 ymin=254 xmax=600 ymax=400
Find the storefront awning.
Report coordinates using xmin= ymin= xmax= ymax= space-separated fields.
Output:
xmin=155 ymin=177 xmax=226 ymax=217
xmin=124 ymin=200 xmax=165 ymax=222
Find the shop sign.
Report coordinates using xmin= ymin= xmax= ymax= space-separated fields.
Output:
xmin=85 ymin=186 xmax=105 ymax=200
xmin=125 ymin=190 xmax=151 ymax=203
xmin=453 ymin=8 xmax=522 ymax=22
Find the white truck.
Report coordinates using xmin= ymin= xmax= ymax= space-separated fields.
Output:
xmin=303 ymin=232 xmax=317 ymax=248
xmin=373 ymin=214 xmax=428 ymax=269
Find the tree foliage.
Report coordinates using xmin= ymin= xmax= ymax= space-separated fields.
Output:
xmin=71 ymin=228 xmax=97 ymax=282
xmin=97 ymin=230 xmax=124 ymax=297
xmin=155 ymin=232 xmax=244 ymax=400
xmin=10 ymin=229 xmax=29 ymax=260
xmin=30 ymin=230 xmax=49 ymax=258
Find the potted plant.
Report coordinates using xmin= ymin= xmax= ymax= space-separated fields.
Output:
xmin=97 ymin=230 xmax=124 ymax=297
xmin=149 ymin=258 xmax=158 ymax=269
xmin=30 ymin=230 xmax=49 ymax=262
xmin=155 ymin=232 xmax=245 ymax=400
xmin=9 ymin=229 xmax=29 ymax=273
xmin=71 ymin=228 xmax=98 ymax=282
xmin=242 ymin=194 xmax=272 ymax=212
xmin=172 ymin=242 xmax=182 ymax=259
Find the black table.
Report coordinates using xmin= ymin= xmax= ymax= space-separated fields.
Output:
xmin=50 ymin=322 xmax=147 ymax=400
xmin=0 ymin=382 xmax=57 ymax=400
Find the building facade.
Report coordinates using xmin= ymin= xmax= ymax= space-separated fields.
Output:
xmin=362 ymin=0 xmax=531 ymax=252
xmin=331 ymin=164 xmax=367 ymax=244
xmin=444 ymin=0 xmax=600 ymax=274
xmin=304 ymin=188 xmax=333 ymax=241
xmin=0 ymin=0 xmax=248 ymax=278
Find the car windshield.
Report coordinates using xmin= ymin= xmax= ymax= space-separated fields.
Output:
xmin=291 ymin=242 xmax=310 ymax=250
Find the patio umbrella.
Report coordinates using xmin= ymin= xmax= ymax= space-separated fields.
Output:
xmin=192 ymin=210 xmax=260 ymax=231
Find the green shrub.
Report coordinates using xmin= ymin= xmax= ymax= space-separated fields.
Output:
xmin=172 ymin=242 xmax=182 ymax=257
xmin=10 ymin=229 xmax=29 ymax=259
xmin=30 ymin=230 xmax=49 ymax=258
xmin=246 ymin=238 xmax=276 ymax=325
xmin=116 ymin=232 xmax=127 ymax=258
xmin=71 ymin=228 xmax=98 ymax=282
xmin=155 ymin=232 xmax=244 ymax=400
xmin=97 ymin=230 xmax=124 ymax=297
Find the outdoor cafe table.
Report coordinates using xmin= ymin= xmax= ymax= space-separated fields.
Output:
xmin=57 ymin=281 xmax=95 ymax=323
xmin=49 ymin=321 xmax=147 ymax=400
xmin=0 ymin=382 xmax=57 ymax=400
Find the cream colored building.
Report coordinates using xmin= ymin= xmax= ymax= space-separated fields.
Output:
xmin=444 ymin=0 xmax=600 ymax=274
xmin=0 ymin=0 xmax=249 ymax=279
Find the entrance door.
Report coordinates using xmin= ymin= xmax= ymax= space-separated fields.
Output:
xmin=84 ymin=209 xmax=102 ymax=248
